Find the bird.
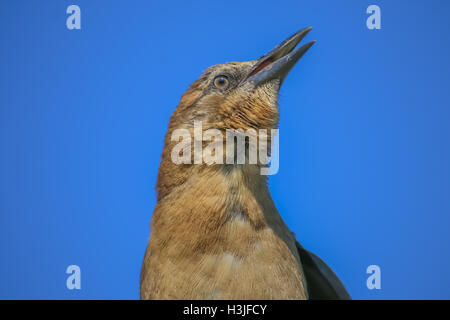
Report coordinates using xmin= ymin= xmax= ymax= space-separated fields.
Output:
xmin=140 ymin=27 xmax=351 ymax=300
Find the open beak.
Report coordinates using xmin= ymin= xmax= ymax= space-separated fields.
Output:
xmin=242 ymin=27 xmax=315 ymax=87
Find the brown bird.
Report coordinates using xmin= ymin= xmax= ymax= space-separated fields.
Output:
xmin=140 ymin=28 xmax=351 ymax=300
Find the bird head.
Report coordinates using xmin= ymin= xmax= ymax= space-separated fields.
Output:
xmin=157 ymin=28 xmax=315 ymax=199
xmin=168 ymin=27 xmax=315 ymax=132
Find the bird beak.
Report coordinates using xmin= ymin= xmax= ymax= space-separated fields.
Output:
xmin=242 ymin=27 xmax=315 ymax=87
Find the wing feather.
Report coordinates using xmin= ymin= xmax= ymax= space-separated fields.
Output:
xmin=296 ymin=242 xmax=351 ymax=300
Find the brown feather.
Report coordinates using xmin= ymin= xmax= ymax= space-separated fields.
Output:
xmin=140 ymin=61 xmax=307 ymax=299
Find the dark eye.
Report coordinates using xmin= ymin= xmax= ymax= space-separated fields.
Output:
xmin=213 ymin=75 xmax=229 ymax=89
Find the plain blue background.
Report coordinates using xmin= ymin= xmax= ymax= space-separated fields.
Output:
xmin=1 ymin=0 xmax=450 ymax=299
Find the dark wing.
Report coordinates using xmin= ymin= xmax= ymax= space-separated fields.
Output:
xmin=296 ymin=241 xmax=351 ymax=300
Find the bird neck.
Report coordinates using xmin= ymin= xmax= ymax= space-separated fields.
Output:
xmin=152 ymin=163 xmax=275 ymax=238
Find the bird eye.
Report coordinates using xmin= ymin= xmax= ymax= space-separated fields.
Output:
xmin=213 ymin=75 xmax=229 ymax=90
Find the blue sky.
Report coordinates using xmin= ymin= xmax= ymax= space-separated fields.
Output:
xmin=1 ymin=0 xmax=450 ymax=299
